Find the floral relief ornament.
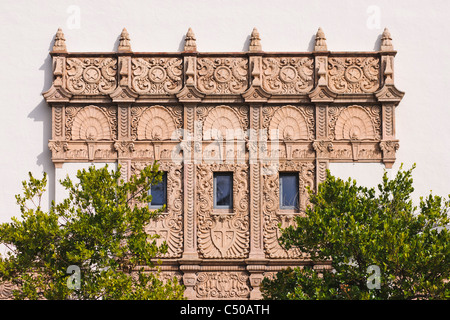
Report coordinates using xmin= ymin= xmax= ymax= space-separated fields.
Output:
xmin=328 ymin=57 xmax=379 ymax=93
xmin=66 ymin=57 xmax=117 ymax=94
xmin=197 ymin=57 xmax=248 ymax=94
xmin=131 ymin=58 xmax=183 ymax=94
xmin=262 ymin=57 xmax=314 ymax=94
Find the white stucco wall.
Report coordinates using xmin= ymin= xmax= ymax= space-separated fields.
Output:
xmin=0 ymin=0 xmax=449 ymax=225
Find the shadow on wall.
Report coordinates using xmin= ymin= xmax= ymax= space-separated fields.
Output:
xmin=27 ymin=34 xmax=55 ymax=206
xmin=373 ymin=34 xmax=382 ymax=51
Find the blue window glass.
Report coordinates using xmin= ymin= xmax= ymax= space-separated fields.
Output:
xmin=279 ymin=173 xmax=299 ymax=209
xmin=214 ymin=172 xmax=233 ymax=209
xmin=149 ymin=173 xmax=167 ymax=208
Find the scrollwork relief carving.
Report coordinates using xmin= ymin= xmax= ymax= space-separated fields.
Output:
xmin=328 ymin=57 xmax=379 ymax=93
xmin=131 ymin=58 xmax=183 ymax=94
xmin=197 ymin=57 xmax=248 ymax=94
xmin=262 ymin=57 xmax=314 ymax=94
xmin=131 ymin=161 xmax=183 ymax=258
xmin=196 ymin=163 xmax=249 ymax=259
xmin=66 ymin=57 xmax=117 ymax=94
xmin=195 ymin=272 xmax=250 ymax=299
xmin=262 ymin=161 xmax=314 ymax=259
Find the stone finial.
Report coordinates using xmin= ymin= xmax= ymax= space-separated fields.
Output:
xmin=249 ymin=28 xmax=262 ymax=52
xmin=184 ymin=27 xmax=197 ymax=52
xmin=314 ymin=27 xmax=327 ymax=51
xmin=52 ymin=28 xmax=67 ymax=52
xmin=118 ymin=28 xmax=132 ymax=52
xmin=380 ymin=27 xmax=394 ymax=51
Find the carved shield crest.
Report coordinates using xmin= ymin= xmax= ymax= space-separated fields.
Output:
xmin=211 ymin=219 xmax=235 ymax=257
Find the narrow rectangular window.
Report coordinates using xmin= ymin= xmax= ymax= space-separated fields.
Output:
xmin=149 ymin=172 xmax=167 ymax=208
xmin=214 ymin=172 xmax=233 ymax=209
xmin=279 ymin=172 xmax=299 ymax=210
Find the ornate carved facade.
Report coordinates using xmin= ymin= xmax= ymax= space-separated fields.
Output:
xmin=28 ymin=26 xmax=406 ymax=300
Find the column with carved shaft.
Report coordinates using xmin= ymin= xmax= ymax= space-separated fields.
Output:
xmin=309 ymin=28 xmax=335 ymax=188
xmin=243 ymin=28 xmax=270 ymax=300
xmin=111 ymin=28 xmax=138 ymax=181
xmin=375 ymin=28 xmax=404 ymax=168
xmin=176 ymin=31 xmax=205 ymax=299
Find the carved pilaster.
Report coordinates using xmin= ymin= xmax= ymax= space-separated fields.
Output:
xmin=316 ymin=159 xmax=329 ymax=188
xmin=52 ymin=105 xmax=65 ymax=140
xmin=382 ymin=103 xmax=395 ymax=140
xmin=182 ymin=104 xmax=199 ymax=260
xmin=315 ymin=104 xmax=328 ymax=139
xmin=248 ymin=105 xmax=264 ymax=260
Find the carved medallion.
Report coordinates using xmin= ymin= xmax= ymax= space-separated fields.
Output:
xmin=197 ymin=57 xmax=248 ymax=94
xmin=66 ymin=57 xmax=117 ymax=94
xmin=328 ymin=57 xmax=379 ymax=93
xmin=131 ymin=58 xmax=183 ymax=94
xmin=262 ymin=57 xmax=314 ymax=94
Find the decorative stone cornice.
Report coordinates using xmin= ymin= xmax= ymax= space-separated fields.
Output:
xmin=43 ymin=27 xmax=403 ymax=107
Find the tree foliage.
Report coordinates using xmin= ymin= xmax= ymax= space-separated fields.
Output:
xmin=0 ymin=163 xmax=185 ymax=300
xmin=261 ymin=165 xmax=450 ymax=300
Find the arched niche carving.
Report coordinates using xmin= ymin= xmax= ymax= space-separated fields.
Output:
xmin=71 ymin=105 xmax=113 ymax=140
xmin=334 ymin=105 xmax=377 ymax=140
xmin=268 ymin=105 xmax=310 ymax=140
xmin=202 ymin=105 xmax=246 ymax=140
xmin=136 ymin=106 xmax=177 ymax=140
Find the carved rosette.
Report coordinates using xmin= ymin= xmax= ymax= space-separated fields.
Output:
xmin=262 ymin=57 xmax=314 ymax=94
xmin=197 ymin=57 xmax=248 ymax=94
xmin=195 ymin=272 xmax=250 ymax=299
xmin=328 ymin=105 xmax=381 ymax=141
xmin=66 ymin=57 xmax=117 ymax=94
xmin=263 ymin=161 xmax=315 ymax=259
xmin=131 ymin=58 xmax=183 ymax=94
xmin=328 ymin=57 xmax=379 ymax=93
xmin=131 ymin=161 xmax=183 ymax=258
xmin=196 ymin=163 xmax=249 ymax=259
